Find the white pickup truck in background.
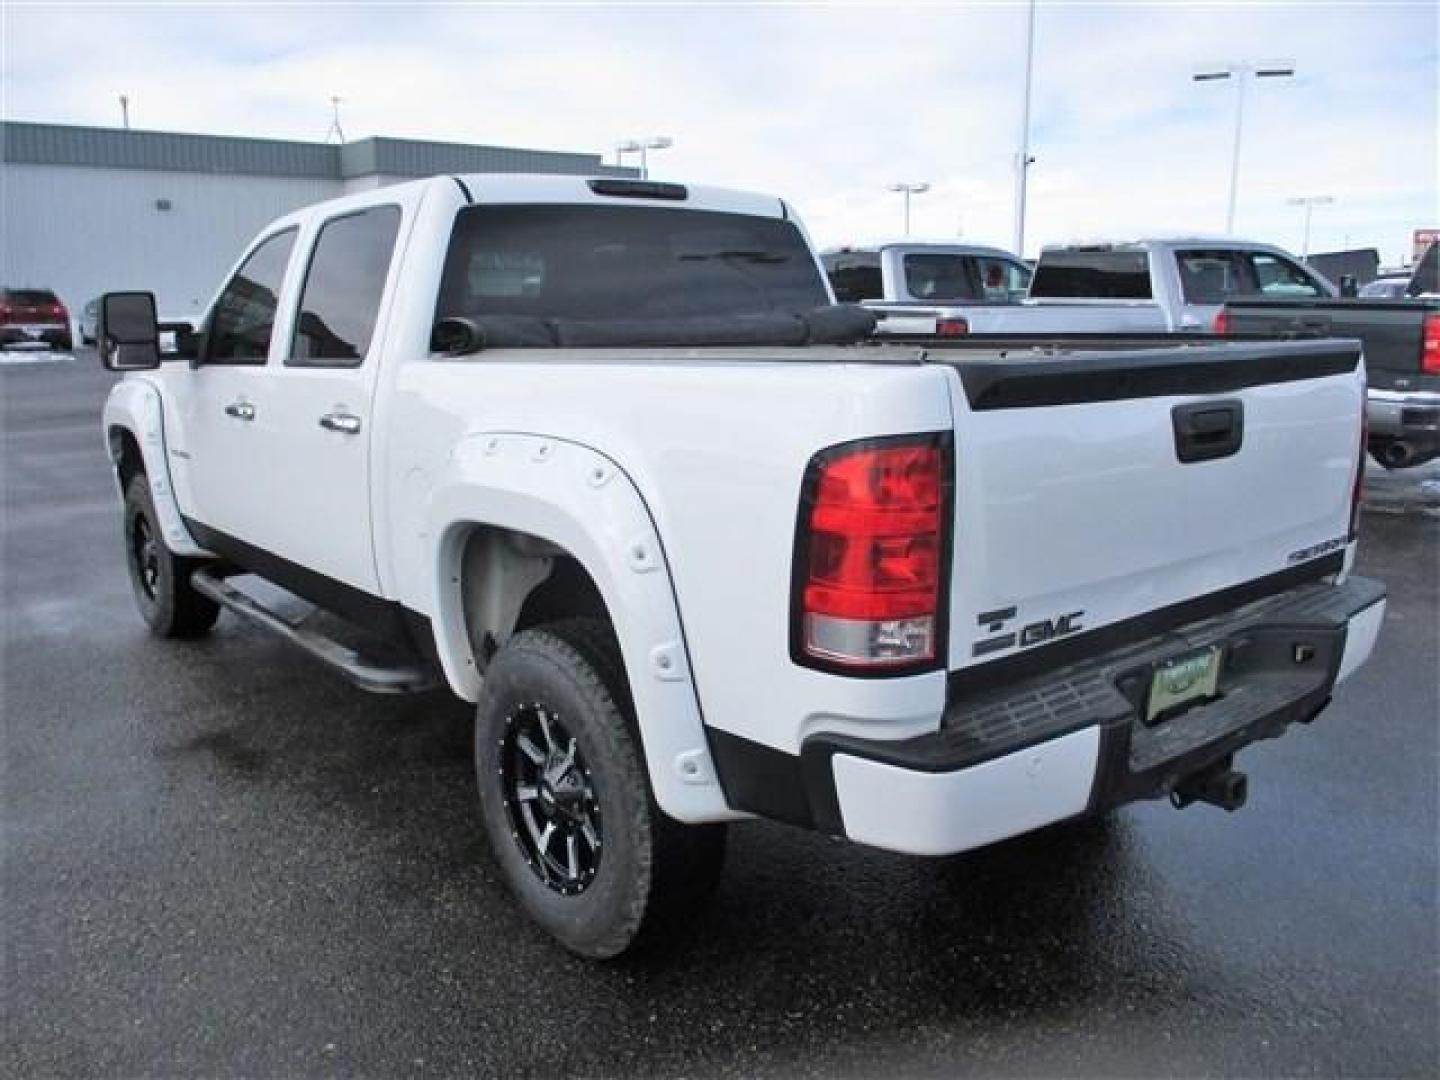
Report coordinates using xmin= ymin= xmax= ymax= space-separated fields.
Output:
xmin=822 ymin=241 xmax=1033 ymax=335
xmin=837 ymin=236 xmax=1336 ymax=337
xmin=98 ymin=175 xmax=1384 ymax=958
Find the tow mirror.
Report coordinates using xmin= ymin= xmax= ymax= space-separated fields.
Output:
xmin=98 ymin=292 xmax=161 ymax=371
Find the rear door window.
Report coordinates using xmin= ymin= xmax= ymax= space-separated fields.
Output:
xmin=975 ymin=257 xmax=1031 ymax=301
xmin=288 ymin=205 xmax=402 ymax=367
xmin=902 ymin=254 xmax=978 ymax=301
xmin=1029 ymin=250 xmax=1152 ymax=299
xmin=1176 ymin=250 xmax=1247 ymax=303
xmin=207 ymin=229 xmax=297 ymax=364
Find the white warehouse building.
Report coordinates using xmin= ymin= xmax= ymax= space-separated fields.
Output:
xmin=1 ymin=120 xmax=637 ymax=320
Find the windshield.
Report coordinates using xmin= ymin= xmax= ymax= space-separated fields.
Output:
xmin=435 ymin=204 xmax=829 ymax=323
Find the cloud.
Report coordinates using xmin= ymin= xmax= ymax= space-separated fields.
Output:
xmin=2 ymin=1 xmax=1434 ymax=263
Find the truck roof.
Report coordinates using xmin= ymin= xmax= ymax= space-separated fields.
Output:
xmin=263 ymin=173 xmax=793 ymax=234
xmin=1042 ymin=236 xmax=1297 ymax=253
xmin=822 ymin=239 xmax=1024 ymax=260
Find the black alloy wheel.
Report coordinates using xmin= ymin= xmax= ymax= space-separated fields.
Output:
xmin=499 ymin=702 xmax=603 ymax=896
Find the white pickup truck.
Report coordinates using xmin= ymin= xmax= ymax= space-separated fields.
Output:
xmin=846 ymin=237 xmax=1335 ymax=337
xmin=98 ymin=175 xmax=1384 ymax=958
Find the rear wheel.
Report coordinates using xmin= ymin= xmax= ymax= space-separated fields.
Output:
xmin=474 ymin=618 xmax=725 ymax=958
xmin=123 ymin=475 xmax=220 ymax=638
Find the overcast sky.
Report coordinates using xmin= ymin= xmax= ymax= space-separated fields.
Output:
xmin=3 ymin=1 xmax=1434 ymax=262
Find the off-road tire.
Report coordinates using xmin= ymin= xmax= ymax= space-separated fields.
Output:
xmin=474 ymin=617 xmax=725 ymax=959
xmin=123 ymin=475 xmax=220 ymax=638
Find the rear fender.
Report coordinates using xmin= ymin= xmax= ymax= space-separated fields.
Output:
xmin=102 ymin=378 xmax=207 ymax=557
xmin=424 ymin=432 xmax=734 ymax=824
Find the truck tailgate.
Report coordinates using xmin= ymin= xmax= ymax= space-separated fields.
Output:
xmin=934 ymin=339 xmax=1363 ymax=674
xmin=1224 ymin=298 xmax=1438 ymax=390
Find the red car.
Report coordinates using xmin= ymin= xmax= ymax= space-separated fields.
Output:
xmin=1 ymin=288 xmax=73 ymax=351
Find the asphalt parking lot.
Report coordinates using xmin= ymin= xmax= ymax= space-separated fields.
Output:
xmin=4 ymin=350 xmax=1437 ymax=1078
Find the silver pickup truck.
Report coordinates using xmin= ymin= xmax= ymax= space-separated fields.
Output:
xmin=838 ymin=237 xmax=1336 ymax=337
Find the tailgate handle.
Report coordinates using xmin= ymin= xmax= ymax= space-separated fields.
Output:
xmin=1172 ymin=399 xmax=1243 ymax=463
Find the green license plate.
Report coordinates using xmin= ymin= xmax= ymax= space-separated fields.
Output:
xmin=1146 ymin=646 xmax=1223 ymax=724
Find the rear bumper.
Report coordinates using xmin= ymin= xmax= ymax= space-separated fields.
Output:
xmin=1367 ymin=388 xmax=1440 ymax=442
xmin=802 ymin=575 xmax=1385 ymax=856
xmin=0 ymin=324 xmax=70 ymax=347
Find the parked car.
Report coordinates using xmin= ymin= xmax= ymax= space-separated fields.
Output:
xmin=97 ymin=174 xmax=1382 ymax=958
xmin=0 ymin=287 xmax=73 ymax=350
xmin=821 ymin=241 xmax=1032 ymax=335
xmin=1222 ymin=242 xmax=1440 ymax=469
xmin=79 ymin=297 xmax=100 ymax=345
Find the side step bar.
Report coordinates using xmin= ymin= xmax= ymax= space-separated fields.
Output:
xmin=191 ymin=568 xmax=441 ymax=694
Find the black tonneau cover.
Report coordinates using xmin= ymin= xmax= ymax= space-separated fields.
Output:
xmin=436 ymin=306 xmax=877 ymax=351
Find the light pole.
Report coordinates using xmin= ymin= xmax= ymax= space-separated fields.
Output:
xmin=888 ymin=182 xmax=930 ymax=236
xmin=614 ymin=140 xmax=641 ymax=169
xmin=1193 ymin=60 xmax=1295 ymax=233
xmin=1287 ymin=195 xmax=1334 ymax=260
xmin=1013 ymin=0 xmax=1037 ymax=256
xmin=615 ymin=136 xmax=672 ymax=179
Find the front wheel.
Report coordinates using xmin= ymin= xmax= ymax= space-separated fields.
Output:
xmin=474 ymin=618 xmax=725 ymax=959
xmin=123 ymin=475 xmax=220 ymax=638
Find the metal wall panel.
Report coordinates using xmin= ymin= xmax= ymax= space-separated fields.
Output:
xmin=2 ymin=121 xmax=338 ymax=179
xmin=0 ymin=163 xmax=341 ymax=319
xmin=1 ymin=121 xmax=636 ymax=182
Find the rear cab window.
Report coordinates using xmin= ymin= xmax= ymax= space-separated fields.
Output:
xmin=3 ymin=289 xmax=60 ymax=305
xmin=823 ymin=252 xmax=882 ymax=302
xmin=437 ymin=205 xmax=829 ymax=324
xmin=1029 ymin=250 xmax=1153 ymax=299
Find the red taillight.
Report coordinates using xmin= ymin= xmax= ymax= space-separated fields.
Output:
xmin=1422 ymin=313 xmax=1440 ymax=376
xmin=935 ymin=317 xmax=969 ymax=337
xmin=1212 ymin=308 xmax=1231 ymax=335
xmin=794 ymin=436 xmax=949 ymax=671
xmin=51 ymin=304 xmax=65 ymax=317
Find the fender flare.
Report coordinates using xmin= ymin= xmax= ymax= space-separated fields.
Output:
xmin=424 ymin=432 xmax=736 ymax=824
xmin=102 ymin=378 xmax=208 ymax=558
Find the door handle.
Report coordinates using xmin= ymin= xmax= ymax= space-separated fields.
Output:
xmin=224 ymin=401 xmax=256 ymax=421
xmin=319 ymin=412 xmax=362 ymax=435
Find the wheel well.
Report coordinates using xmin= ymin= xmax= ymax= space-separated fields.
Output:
xmin=108 ymin=426 xmax=145 ymax=491
xmin=458 ymin=526 xmax=611 ymax=672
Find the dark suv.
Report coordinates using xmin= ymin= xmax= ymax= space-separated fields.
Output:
xmin=1 ymin=288 xmax=73 ymax=351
